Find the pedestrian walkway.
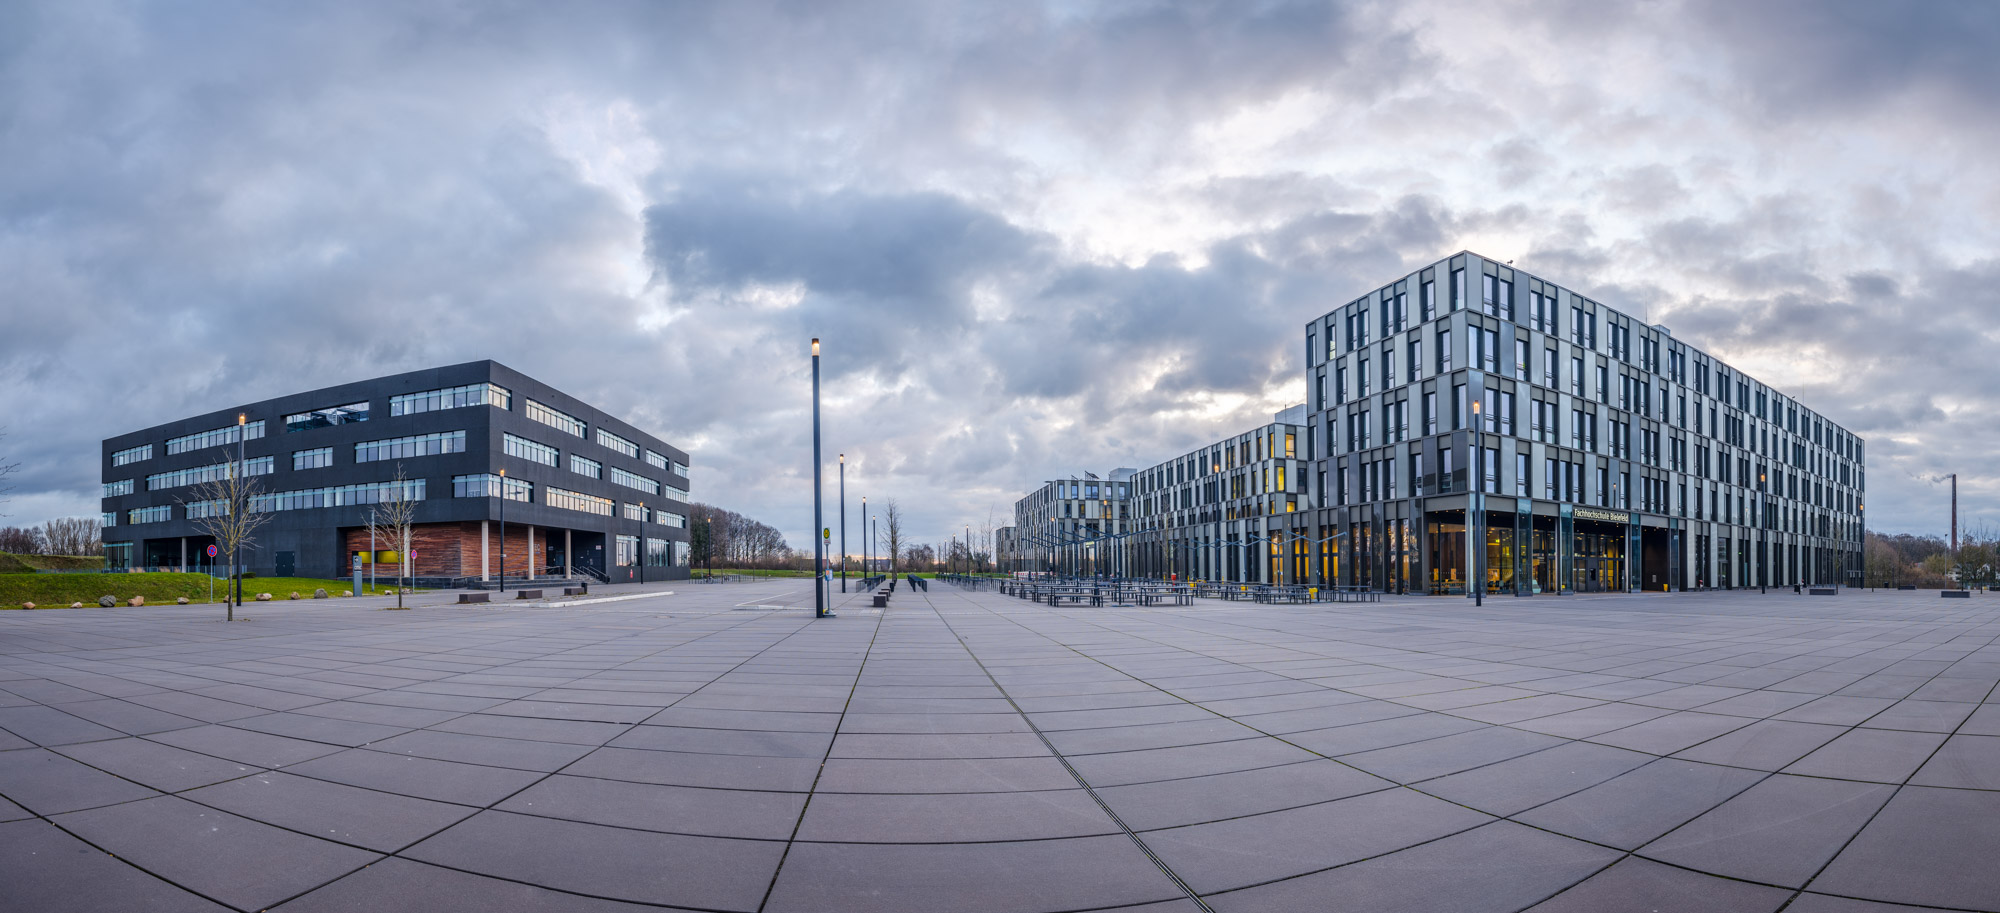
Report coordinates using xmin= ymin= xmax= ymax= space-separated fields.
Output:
xmin=2 ymin=582 xmax=1997 ymax=911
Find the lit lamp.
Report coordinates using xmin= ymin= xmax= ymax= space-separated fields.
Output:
xmin=1472 ymin=398 xmax=1482 ymax=607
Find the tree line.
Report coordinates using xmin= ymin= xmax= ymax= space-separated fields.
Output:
xmin=1865 ymin=528 xmax=1998 ymax=589
xmin=687 ymin=502 xmax=799 ymax=570
xmin=0 ymin=518 xmax=103 ymax=557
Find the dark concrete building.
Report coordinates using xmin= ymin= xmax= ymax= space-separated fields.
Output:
xmin=1304 ymin=251 xmax=1864 ymax=595
xmin=100 ymin=361 xmax=692 ymax=584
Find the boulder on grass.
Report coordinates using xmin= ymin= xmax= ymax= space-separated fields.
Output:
xmin=342 ymin=590 xmax=353 ymax=597
xmin=256 ymin=593 xmax=272 ymax=601
xmin=69 ymin=602 xmax=82 ymax=608
xmin=176 ymin=597 xmax=188 ymax=605
xmin=99 ymin=595 xmax=116 ymax=607
xmin=127 ymin=596 xmax=145 ymax=607
xmin=288 ymin=592 xmax=301 ymax=600
xmin=19 ymin=602 xmax=33 ymax=610
xmin=313 ymin=588 xmax=328 ymax=599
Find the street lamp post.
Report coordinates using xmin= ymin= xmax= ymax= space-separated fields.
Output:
xmin=839 ymin=454 xmax=847 ymax=593
xmin=1760 ymin=471 xmax=1767 ymax=594
xmin=861 ymin=496 xmax=867 ymax=579
xmin=233 ymin=412 xmax=245 ymax=618
xmin=811 ymin=339 xmax=830 ymax=618
xmin=498 ymin=468 xmax=507 ymax=593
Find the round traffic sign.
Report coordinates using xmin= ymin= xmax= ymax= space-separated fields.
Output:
xmin=205 ymin=545 xmax=219 ymax=558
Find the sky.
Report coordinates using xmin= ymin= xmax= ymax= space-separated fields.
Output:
xmin=2 ymin=0 xmax=1996 ymax=548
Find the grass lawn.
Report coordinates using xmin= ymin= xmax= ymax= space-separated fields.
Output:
xmin=0 ymin=573 xmax=411 ymax=608
xmin=0 ymin=553 xmax=104 ymax=574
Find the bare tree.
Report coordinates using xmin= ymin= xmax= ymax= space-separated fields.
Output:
xmin=41 ymin=518 xmax=101 ymax=556
xmin=881 ymin=498 xmax=905 ymax=576
xmin=181 ymin=449 xmax=272 ymax=620
xmin=0 ymin=427 xmax=17 ymax=517
xmin=0 ymin=526 xmax=43 ymax=554
xmin=368 ymin=466 xmax=420 ymax=609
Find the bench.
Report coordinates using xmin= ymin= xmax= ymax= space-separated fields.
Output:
xmin=872 ymin=594 xmax=888 ymax=608
xmin=1809 ymin=587 xmax=1838 ymax=596
xmin=456 ymin=593 xmax=489 ymax=604
xmin=1898 ymin=585 xmax=1917 ymax=591
xmin=1942 ymin=590 xmax=1971 ymax=598
xmin=515 ymin=589 xmax=542 ymax=599
xmin=564 ymin=587 xmax=586 ymax=596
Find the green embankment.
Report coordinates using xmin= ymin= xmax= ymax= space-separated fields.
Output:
xmin=0 ymin=553 xmax=105 ymax=574
xmin=0 ymin=573 xmax=408 ymax=607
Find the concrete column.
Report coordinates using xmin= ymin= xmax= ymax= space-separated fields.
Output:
xmin=528 ymin=525 xmax=536 ymax=578
xmin=565 ymin=529 xmax=573 ymax=577
xmin=480 ymin=521 xmax=490 ymax=582
xmin=180 ymin=537 xmax=187 ymax=573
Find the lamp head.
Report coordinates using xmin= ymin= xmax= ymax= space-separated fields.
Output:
xmin=811 ymin=338 xmax=820 ymax=356
xmin=237 ymin=413 xmax=246 ymax=425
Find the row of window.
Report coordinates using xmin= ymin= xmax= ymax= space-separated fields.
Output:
xmin=147 ymin=457 xmax=275 ymax=491
xmin=526 ymin=399 xmax=585 ymax=437
xmin=112 ymin=445 xmax=152 ymax=466
xmin=356 ymin=430 xmax=466 ymax=464
xmin=104 ymin=479 xmax=133 ymax=498
xmin=165 ymin=420 xmax=266 ymax=456
xmin=392 ymin=383 xmax=511 ymax=416
xmin=597 ymin=428 xmax=638 ymax=458
xmin=286 ymin=402 xmax=370 ymax=433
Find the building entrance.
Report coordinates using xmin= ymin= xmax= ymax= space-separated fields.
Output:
xmin=1641 ymin=527 xmax=1670 ymax=592
xmin=1424 ymin=509 xmax=1466 ymax=595
xmin=1531 ymin=516 xmax=1558 ymax=594
xmin=1572 ymin=520 xmax=1626 ymax=593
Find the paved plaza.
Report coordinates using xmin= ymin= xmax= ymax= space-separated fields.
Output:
xmin=3 ymin=582 xmax=1999 ymax=912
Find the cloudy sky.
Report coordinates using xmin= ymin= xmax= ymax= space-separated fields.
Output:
xmin=3 ymin=0 xmax=1996 ymax=548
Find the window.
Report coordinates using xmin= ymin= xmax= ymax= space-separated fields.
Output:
xmin=453 ymin=473 xmax=531 ymax=501
xmin=616 ymin=534 xmax=640 ymax=567
xmin=103 ymin=479 xmax=133 ymax=498
xmin=1514 ymin=339 xmax=1529 ymax=381
xmin=1424 ymin=392 xmax=1438 ymax=435
xmin=525 ymin=399 xmax=586 ymax=437
xmin=355 ymin=431 xmax=465 ymax=463
xmin=1421 ymin=280 xmax=1436 ymax=320
xmin=503 ymin=433 xmax=558 ymax=466
xmin=1571 ymin=356 xmax=1583 ymax=396
xmin=1481 ymin=328 xmax=1498 ymax=372
xmin=186 ymin=499 xmax=227 ymax=519
xmin=112 ymin=445 xmax=153 ymax=466
xmin=293 ymin=448 xmax=333 ymax=471
xmin=1451 ymin=269 xmax=1466 ymax=310
xmin=390 ymin=383 xmax=510 ymax=416
xmin=148 ymin=457 xmax=274 ymax=491
xmin=655 ymin=510 xmax=687 ymax=528
xmin=129 ymin=505 xmax=171 ymax=524
xmin=622 ymin=501 xmax=646 ymax=521
xmin=1357 ymin=358 xmax=1370 ymax=396
xmin=284 ymin=402 xmax=370 ymax=432
xmin=166 ymin=420 xmax=265 ymax=455
xmin=1482 ymin=274 xmax=1497 ymax=316
xmin=1453 ymin=384 xmax=1467 ymax=430
xmin=1408 ymin=338 xmax=1422 ymax=379
xmin=646 ymin=537 xmax=673 ymax=568
xmin=548 ymin=486 xmax=614 ymax=516
xmin=251 ymin=479 xmax=426 ymax=512
xmin=1483 ymin=447 xmax=1498 ymax=493
xmin=1438 ymin=329 xmax=1453 ymax=372
xmin=571 ymin=454 xmax=603 ymax=478
xmin=1516 ymin=453 xmax=1529 ymax=496
xmin=610 ymin=467 xmax=660 ymax=495
xmin=596 ymin=429 xmax=639 ymax=458
xmin=1596 ymin=365 xmax=1609 ymax=404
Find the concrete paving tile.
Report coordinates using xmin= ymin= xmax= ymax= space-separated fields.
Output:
xmin=53 ymin=737 xmax=261 ymax=793
xmin=365 ymin=729 xmax=595 ymax=771
xmin=184 ymin=771 xmax=475 ymax=852
xmin=1339 ymin=725 xmax=1566 ymax=783
xmin=497 ymin=773 xmax=805 ymax=839
xmin=1143 ymin=787 xmax=1492 ymax=893
xmin=816 ymin=756 xmax=1078 ymax=794
xmin=1811 ymin=787 xmax=2000 ymax=910
xmin=1588 ymin=711 xmax=1753 ymax=755
xmin=1285 ymin=713 xmax=1487 ymax=756
xmin=1639 ymin=774 xmax=1893 ymax=887
xmin=837 ymin=712 xmax=1034 ymax=733
xmin=1524 ymin=856 xmax=1792 ymax=913
xmin=1783 ymin=895 xmax=1944 ymax=913
xmin=1857 ymin=699 xmax=1977 ymax=733
xmin=1514 ymin=759 xmax=1766 ymax=849
xmin=1511 ymin=702 xmax=1674 ymax=738
xmin=1204 ymin=820 xmax=1619 ymax=913
xmin=795 ymin=788 xmax=1118 ymax=842
xmin=1672 ymin=719 xmax=1849 ymax=771
xmin=54 ymin=795 xmax=380 ymax=911
xmin=1909 ymin=733 xmax=2000 ymax=789
xmin=426 ymin=712 xmax=629 ymax=745
xmin=270 ymin=856 xmax=661 ymax=912
xmin=0 ymin=818 xmax=231 ymax=913
xmin=608 ymin=724 xmax=832 ymax=756
xmin=1064 ymin=737 xmax=1319 ymax=787
xmin=764 ymin=836 xmax=1184 ymax=913
xmin=564 ymin=746 xmax=823 ymax=791
xmin=1042 ymin=719 xmax=1263 ymax=755
xmin=1420 ymin=741 xmax=1654 ymax=816
xmin=405 ymin=810 xmax=782 ymax=911
xmin=1775 ymin=695 xmax=1899 ymax=725
xmin=1097 ymin=759 xmax=1393 ymax=830
xmin=283 ymin=748 xmax=543 ymax=805
xmin=829 ymin=731 xmax=1050 ymax=759
xmin=227 ymin=710 xmax=410 ymax=746
xmin=1782 ymin=728 xmax=1948 ymax=783
xmin=52 ymin=697 xmax=207 ymax=736
xmin=0 ymin=705 xmax=126 ymax=746
xmin=148 ymin=724 xmax=348 ymax=768
xmin=0 ymin=747 xmax=161 ymax=814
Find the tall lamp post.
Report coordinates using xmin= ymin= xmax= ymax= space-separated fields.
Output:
xmin=861 ymin=496 xmax=867 ymax=578
xmin=966 ymin=525 xmax=971 ymax=576
xmin=498 ymin=468 xmax=507 ymax=593
xmin=1471 ymin=398 xmax=1483 ymax=608
xmin=234 ymin=412 xmax=246 ymax=616
xmin=1759 ymin=471 xmax=1767 ymax=594
xmin=839 ymin=454 xmax=847 ymax=593
xmin=811 ymin=338 xmax=831 ymax=618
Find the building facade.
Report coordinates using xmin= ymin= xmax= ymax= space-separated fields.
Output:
xmin=1128 ymin=407 xmax=1312 ymax=584
xmin=100 ymin=361 xmax=693 ymax=584
xmin=1304 ymin=251 xmax=1864 ymax=595
xmin=1011 ymin=471 xmax=1135 ymax=577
